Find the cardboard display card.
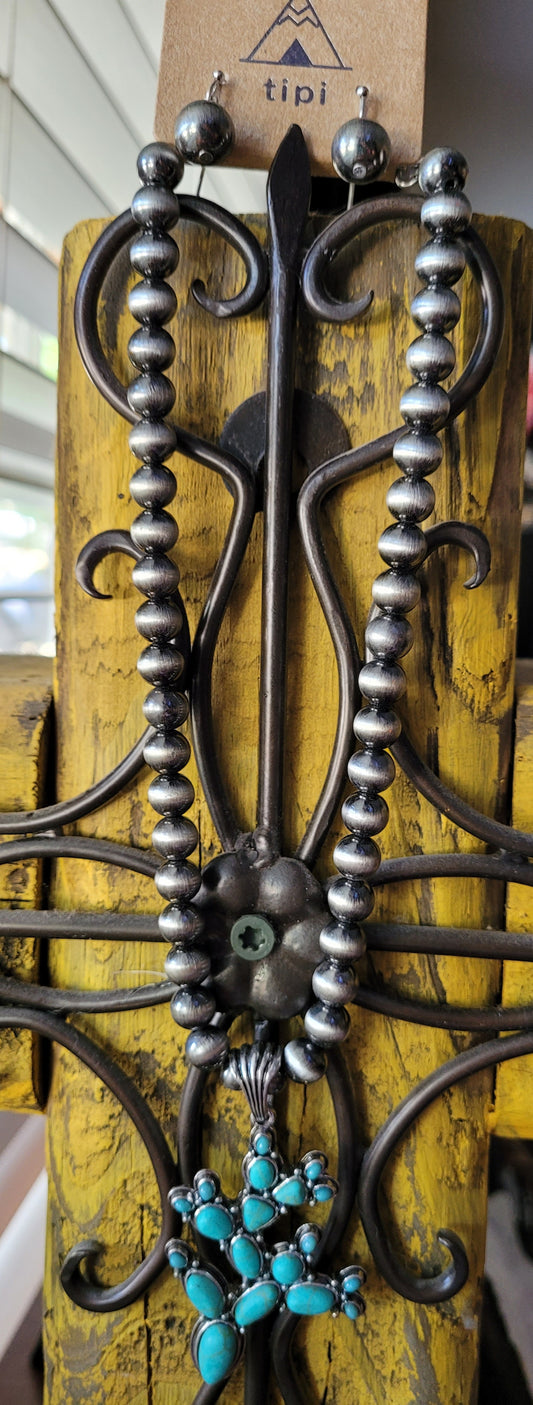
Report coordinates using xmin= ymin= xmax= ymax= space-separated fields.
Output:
xmin=155 ymin=0 xmax=429 ymax=178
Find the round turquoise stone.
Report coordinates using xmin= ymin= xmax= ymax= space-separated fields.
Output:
xmin=198 ymin=1178 xmax=216 ymax=1202
xmin=242 ymin=1195 xmax=278 ymax=1232
xmin=273 ymin=1175 xmax=307 ymax=1207
xmin=314 ymin=1184 xmax=334 ymax=1202
xmin=299 ymin=1231 xmax=320 ymax=1256
xmin=304 ymin=1158 xmax=324 ymax=1182
xmin=343 ymin=1274 xmax=362 ymax=1294
xmin=229 ymin=1234 xmax=263 ymax=1280
xmin=248 ymin=1156 xmax=277 ymax=1191
xmin=286 ymin=1281 xmax=336 ymax=1316
xmin=234 ymin=1280 xmax=280 ymax=1327
xmin=195 ymin=1203 xmax=233 ymax=1241
xmin=344 ymin=1300 xmax=360 ymax=1320
xmin=196 ymin=1320 xmax=239 ymax=1385
xmin=272 ymin=1251 xmax=303 ymax=1287
xmin=254 ymin=1132 xmax=272 ymax=1155
xmin=185 ymin=1269 xmax=225 ymax=1319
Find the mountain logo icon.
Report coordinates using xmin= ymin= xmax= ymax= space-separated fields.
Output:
xmin=242 ymin=0 xmax=350 ymax=70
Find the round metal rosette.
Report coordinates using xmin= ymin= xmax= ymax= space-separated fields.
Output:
xmin=192 ymin=849 xmax=326 ymax=1019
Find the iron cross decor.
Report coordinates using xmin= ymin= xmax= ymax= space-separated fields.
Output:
xmin=1 ymin=119 xmax=533 ymax=1403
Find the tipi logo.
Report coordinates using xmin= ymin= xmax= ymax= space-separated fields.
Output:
xmin=242 ymin=0 xmax=350 ymax=70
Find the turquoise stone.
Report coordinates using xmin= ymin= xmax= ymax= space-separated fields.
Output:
xmin=185 ymin=1269 xmax=225 ymax=1319
xmin=248 ymin=1156 xmax=277 ymax=1191
xmin=273 ymin=1175 xmax=307 ymax=1207
xmin=242 ymin=1195 xmax=278 ymax=1232
xmin=299 ymin=1231 xmax=320 ymax=1256
xmin=286 ymin=1281 xmax=336 ymax=1316
xmin=272 ymin=1251 xmax=304 ymax=1287
xmin=344 ymin=1300 xmax=360 ymax=1320
xmin=229 ymin=1234 xmax=263 ymax=1280
xmin=234 ymin=1280 xmax=280 ymax=1327
xmin=254 ymin=1133 xmax=272 ymax=1155
xmin=167 ymin=1246 xmax=188 ymax=1273
xmin=195 ymin=1203 xmax=233 ymax=1241
xmin=314 ymin=1183 xmax=334 ymax=1202
xmin=198 ymin=1178 xmax=216 ymax=1202
xmin=343 ymin=1274 xmax=362 ymax=1294
xmin=196 ymin=1320 xmax=239 ymax=1385
xmin=304 ymin=1158 xmax=324 ymax=1182
xmin=170 ymin=1193 xmax=193 ymax=1215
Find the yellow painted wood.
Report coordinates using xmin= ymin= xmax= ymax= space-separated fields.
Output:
xmin=0 ymin=655 xmax=52 ymax=1110
xmin=491 ymin=672 xmax=533 ymax=1139
xmin=44 ymin=210 xmax=533 ymax=1405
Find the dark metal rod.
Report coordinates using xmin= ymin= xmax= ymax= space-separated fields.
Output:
xmin=0 ymin=732 xmax=148 ymax=834
xmin=365 ymin=921 xmax=533 ymax=961
xmin=0 ymin=835 xmax=158 ymax=876
xmin=0 ymin=910 xmax=162 ymax=939
xmin=376 ymin=852 xmax=533 ymax=886
xmin=393 ymin=731 xmax=533 ymax=857
xmin=257 ymin=126 xmax=311 ymax=850
xmin=353 ymin=984 xmax=533 ymax=1032
xmin=0 ymin=974 xmax=172 ymax=1013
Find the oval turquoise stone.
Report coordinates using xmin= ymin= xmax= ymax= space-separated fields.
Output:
xmin=198 ymin=1178 xmax=216 ymax=1202
xmin=314 ymin=1184 xmax=334 ymax=1202
xmin=229 ymin=1234 xmax=263 ymax=1280
xmin=170 ymin=1194 xmax=193 ymax=1215
xmin=254 ymin=1133 xmax=272 ymax=1155
xmin=195 ymin=1204 xmax=233 ymax=1241
xmin=234 ymin=1280 xmax=280 ymax=1327
xmin=344 ymin=1300 xmax=360 ymax=1320
xmin=304 ymin=1158 xmax=324 ymax=1182
xmin=248 ymin=1156 xmax=277 ymax=1191
xmin=185 ymin=1270 xmax=225 ymax=1319
xmin=272 ymin=1252 xmax=303 ymax=1286
xmin=299 ymin=1231 xmax=320 ymax=1256
xmin=273 ymin=1176 xmax=307 ymax=1207
xmin=343 ymin=1274 xmax=362 ymax=1294
xmin=286 ymin=1282 xmax=336 ymax=1316
xmin=196 ymin=1320 xmax=239 ymax=1385
xmin=167 ymin=1247 xmax=188 ymax=1273
xmin=242 ymin=1195 xmax=277 ymax=1232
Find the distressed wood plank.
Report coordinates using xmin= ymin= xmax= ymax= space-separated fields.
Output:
xmin=45 ymin=210 xmax=532 ymax=1405
xmin=0 ymin=655 xmax=52 ymax=1111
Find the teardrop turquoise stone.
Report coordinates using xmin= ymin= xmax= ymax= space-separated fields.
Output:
xmin=248 ymin=1156 xmax=277 ymax=1191
xmin=344 ymin=1300 xmax=360 ymax=1320
xmin=234 ymin=1280 xmax=280 ymax=1327
xmin=185 ymin=1269 xmax=226 ymax=1319
xmin=196 ymin=1320 xmax=239 ymax=1385
xmin=314 ymin=1183 xmax=334 ymax=1202
xmin=242 ymin=1195 xmax=278 ymax=1232
xmin=195 ymin=1204 xmax=233 ymax=1241
xmin=286 ymin=1282 xmax=336 ymax=1316
xmin=299 ymin=1231 xmax=320 ymax=1256
xmin=254 ymin=1133 xmax=272 ymax=1155
xmin=304 ymin=1158 xmax=324 ymax=1182
xmin=273 ymin=1175 xmax=307 ymax=1207
xmin=272 ymin=1251 xmax=304 ymax=1286
xmin=229 ymin=1234 xmax=263 ymax=1280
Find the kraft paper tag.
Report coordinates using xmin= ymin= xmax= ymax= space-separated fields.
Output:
xmin=155 ymin=0 xmax=429 ymax=178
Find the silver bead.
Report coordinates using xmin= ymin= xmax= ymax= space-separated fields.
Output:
xmin=319 ymin=921 xmax=366 ymax=962
xmin=411 ymin=285 xmax=461 ymax=333
xmin=332 ymin=834 xmax=381 ymax=878
xmin=127 ymin=373 xmax=176 ymax=418
xmin=358 ymin=660 xmax=406 ymax=705
xmin=378 ymin=523 xmax=427 ymax=569
xmin=137 ymin=142 xmax=184 ymax=187
xmin=312 ymin=961 xmax=356 ymax=1005
xmin=421 ymin=192 xmax=472 ymax=236
xmin=130 ymin=511 xmax=178 ymax=553
xmin=341 ymin=791 xmax=389 ymax=835
xmin=385 ymin=478 xmax=435 ymax=523
xmin=165 ymin=944 xmax=211 ymax=985
xmin=392 ymin=430 xmax=443 ymax=477
xmin=185 ymin=1026 xmax=229 ymax=1067
xmin=132 ymin=554 xmax=180 ymax=596
xmin=130 ymin=232 xmax=179 ymax=279
xmin=128 ymin=326 xmax=175 ymax=371
xmin=148 ymin=772 xmax=195 ymax=815
xmin=331 ymin=116 xmax=390 ymax=184
xmin=158 ymin=903 xmax=203 ymax=944
xmin=137 ymin=643 xmax=184 ymax=684
xmin=347 ymin=748 xmax=395 ymax=791
xmin=418 ymin=147 xmax=468 ymax=195
xmin=354 ymin=706 xmax=401 ymax=747
xmin=371 ymin=570 xmax=421 ymax=613
xmin=415 ymin=240 xmax=466 ymax=287
xmin=328 ymin=877 xmax=374 ymax=922
xmin=130 ymin=465 xmax=177 ymax=509
xmin=283 ymin=1038 xmax=326 ymax=1084
xmin=405 ymin=333 xmax=455 ymax=382
xmin=365 ymin=613 xmax=413 ymax=660
xmin=131 ymin=184 xmax=180 ymax=230
xmin=144 ymin=731 xmax=190 ymax=772
xmin=399 ymin=383 xmax=449 ymax=429
xmin=304 ymin=1002 xmax=350 ymax=1046
xmin=129 ymin=419 xmax=176 ymax=462
xmin=129 ymin=279 xmax=177 ymax=326
xmin=170 ymin=986 xmax=217 ymax=1029
xmin=143 ymin=688 xmax=188 ymax=729
xmin=155 ymin=860 xmax=201 ymax=902
xmin=135 ymin=599 xmax=183 ymax=643
xmin=153 ymin=816 xmax=198 ymax=858
xmin=175 ymin=99 xmax=234 ymax=165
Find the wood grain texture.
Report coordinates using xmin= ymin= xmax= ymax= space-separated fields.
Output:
xmin=0 ymin=655 xmax=52 ymax=1111
xmin=491 ymin=678 xmax=533 ymax=1139
xmin=45 ymin=209 xmax=533 ymax=1404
